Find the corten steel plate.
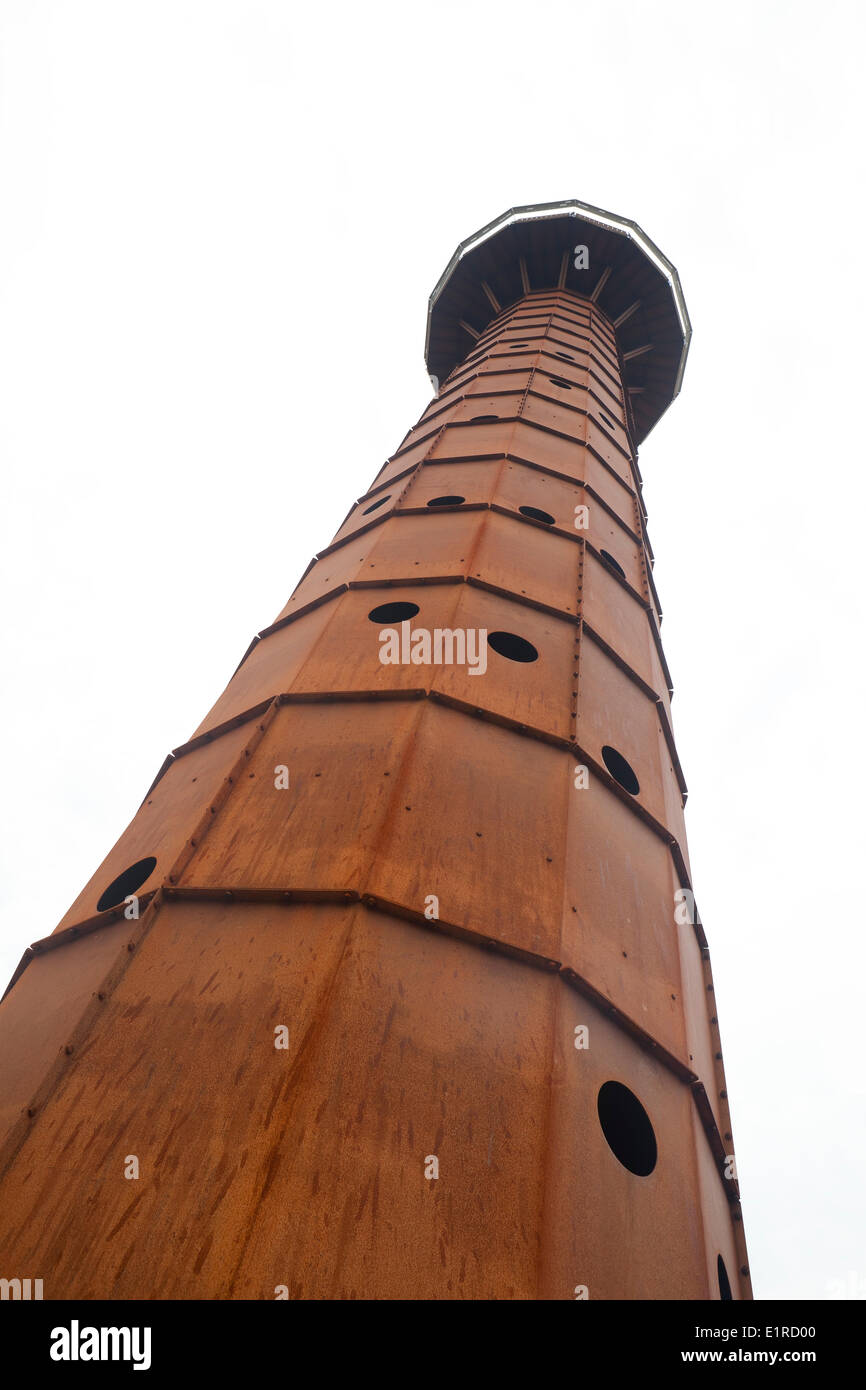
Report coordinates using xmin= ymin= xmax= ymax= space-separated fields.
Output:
xmin=690 ymin=1106 xmax=746 ymax=1300
xmin=0 ymin=916 xmax=130 ymax=1135
xmin=678 ymin=918 xmax=726 ymax=1136
xmin=582 ymin=550 xmax=662 ymax=690
xmin=53 ymin=719 xmax=255 ymax=934
xmin=182 ymin=700 xmax=568 ymax=960
xmin=190 ymin=600 xmax=336 ymax=738
xmin=184 ymin=701 xmax=428 ymax=896
xmin=0 ymin=234 xmax=749 ymax=1301
xmin=0 ymin=901 xmax=738 ymax=1300
xmin=537 ymin=988 xmax=710 ymax=1300
xmin=562 ymin=777 xmax=689 ymax=1065
xmin=575 ymin=640 xmax=675 ymax=830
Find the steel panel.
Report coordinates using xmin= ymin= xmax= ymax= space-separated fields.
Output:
xmin=398 ymin=459 xmax=503 ymax=508
xmin=582 ymin=548 xmax=657 ymax=689
xmin=280 ymin=512 xmax=482 ymax=617
xmin=365 ymin=703 xmax=568 ymax=954
xmin=506 ymin=419 xmax=637 ymax=519
xmin=0 ymin=917 xmax=130 ymax=1140
xmin=538 ymin=990 xmax=708 ymax=1300
xmin=678 ymin=917 xmax=724 ymax=1135
xmin=429 ymin=419 xmax=518 ymax=459
xmin=401 ymin=393 xmax=520 ymax=450
xmin=54 ymin=720 xmax=254 ymax=932
xmin=283 ymin=586 xmax=576 ymax=742
xmin=368 ymin=437 xmax=437 ymax=490
xmin=493 ymin=462 xmax=588 ymax=526
xmin=276 ymin=527 xmax=378 ymax=616
xmin=691 ymin=1107 xmax=746 ymax=1299
xmin=575 ymin=638 xmax=675 ymax=832
xmin=477 ymin=349 xmax=541 ymax=374
xmin=532 ymin=365 xmax=593 ymax=401
xmin=562 ymin=776 xmax=688 ymax=1062
xmin=192 ymin=601 xmax=335 ymax=737
xmin=183 ymin=702 xmax=423 ymax=893
xmin=0 ymin=902 xmax=558 ymax=1298
xmin=586 ymin=417 xmax=632 ymax=479
xmin=432 ymin=585 xmax=576 ymax=738
xmin=470 ymin=510 xmax=581 ymax=616
xmin=585 ymin=524 xmax=646 ymax=596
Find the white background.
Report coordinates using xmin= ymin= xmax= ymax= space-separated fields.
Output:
xmin=1 ymin=0 xmax=864 ymax=1301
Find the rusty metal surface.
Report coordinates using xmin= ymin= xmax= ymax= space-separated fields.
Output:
xmin=0 ymin=899 xmax=741 ymax=1300
xmin=0 ymin=917 xmax=131 ymax=1137
xmin=0 ymin=263 xmax=748 ymax=1300
xmin=53 ymin=720 xmax=255 ymax=932
xmin=563 ymin=775 xmax=688 ymax=1065
xmin=538 ymin=987 xmax=710 ymax=1300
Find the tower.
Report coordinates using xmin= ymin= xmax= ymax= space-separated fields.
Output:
xmin=0 ymin=200 xmax=750 ymax=1300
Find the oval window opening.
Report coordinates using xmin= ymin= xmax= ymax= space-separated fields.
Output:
xmin=555 ymin=351 xmax=575 ymax=362
xmin=96 ymin=856 xmax=158 ymax=913
xmin=368 ymin=601 xmax=420 ymax=624
xmin=597 ymin=1080 xmax=657 ymax=1176
xmin=717 ymin=1255 xmax=733 ymax=1301
xmin=427 ymin=495 xmax=465 ymax=508
xmin=600 ymin=412 xmax=617 ymax=431
xmin=471 ymin=414 xmax=499 ymax=423
xmin=548 ymin=376 xmax=572 ymax=389
xmin=362 ymin=494 xmax=390 ymax=515
xmin=519 ymin=505 xmax=555 ymax=526
xmin=600 ymin=549 xmax=626 ymax=579
xmin=601 ymin=744 xmax=640 ymax=795
xmin=510 ymin=341 xmax=529 ymax=348
xmin=488 ymin=631 xmax=538 ymax=663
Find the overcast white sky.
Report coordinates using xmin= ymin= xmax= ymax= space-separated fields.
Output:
xmin=1 ymin=0 xmax=864 ymax=1302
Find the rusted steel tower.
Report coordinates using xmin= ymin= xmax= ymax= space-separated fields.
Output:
xmin=0 ymin=200 xmax=750 ymax=1300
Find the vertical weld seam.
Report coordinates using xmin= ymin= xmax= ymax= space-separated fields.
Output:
xmin=574 ymin=539 xmax=585 ymax=730
xmin=357 ymin=698 xmax=428 ymax=902
xmin=169 ymin=698 xmax=281 ymax=888
xmin=535 ymin=967 xmax=562 ymax=1298
xmin=0 ymin=888 xmax=167 ymax=1183
xmin=225 ymin=902 xmax=360 ymax=1297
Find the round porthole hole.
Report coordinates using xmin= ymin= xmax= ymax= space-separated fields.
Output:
xmin=96 ymin=857 xmax=158 ymax=913
xmin=600 ymin=549 xmax=626 ymax=579
xmin=718 ymin=1255 xmax=733 ymax=1301
xmin=368 ymin=601 xmax=419 ymax=623
xmin=519 ymin=505 xmax=555 ymax=525
xmin=601 ymin=744 xmax=640 ymax=795
xmin=597 ymin=1080 xmax=657 ymax=1176
xmin=487 ymin=631 xmax=538 ymax=663
xmin=362 ymin=495 xmax=390 ymax=515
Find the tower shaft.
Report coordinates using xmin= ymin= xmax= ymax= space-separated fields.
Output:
xmin=0 ymin=237 xmax=750 ymax=1299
